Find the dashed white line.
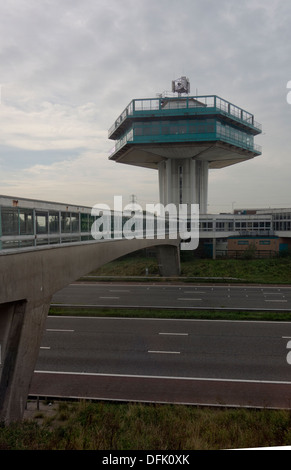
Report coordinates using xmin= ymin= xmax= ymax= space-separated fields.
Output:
xmin=159 ymin=332 xmax=188 ymax=336
xmin=178 ymin=298 xmax=202 ymax=301
xmin=148 ymin=350 xmax=181 ymax=354
xmin=46 ymin=329 xmax=74 ymax=332
xmin=183 ymin=291 xmax=205 ymax=294
xmin=99 ymin=296 xmax=120 ymax=299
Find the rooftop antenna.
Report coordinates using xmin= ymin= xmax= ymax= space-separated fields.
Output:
xmin=130 ymin=194 xmax=137 ymax=205
xmin=128 ymin=194 xmax=142 ymax=212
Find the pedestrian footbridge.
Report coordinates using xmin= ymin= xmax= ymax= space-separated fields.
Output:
xmin=0 ymin=195 xmax=181 ymax=424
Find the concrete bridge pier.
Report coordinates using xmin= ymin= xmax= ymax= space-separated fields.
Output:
xmin=157 ymin=245 xmax=181 ymax=277
xmin=0 ymin=298 xmax=51 ymax=424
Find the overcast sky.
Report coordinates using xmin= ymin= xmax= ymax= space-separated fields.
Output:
xmin=0 ymin=0 xmax=291 ymax=213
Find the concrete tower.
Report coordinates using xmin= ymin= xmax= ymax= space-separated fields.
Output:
xmin=108 ymin=78 xmax=262 ymax=214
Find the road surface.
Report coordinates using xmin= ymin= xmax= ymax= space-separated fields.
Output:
xmin=51 ymin=283 xmax=291 ymax=311
xmin=30 ymin=315 xmax=291 ymax=409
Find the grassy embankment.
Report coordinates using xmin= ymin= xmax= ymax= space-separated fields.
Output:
xmin=85 ymin=254 xmax=291 ymax=284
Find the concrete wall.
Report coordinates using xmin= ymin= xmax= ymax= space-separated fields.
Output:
xmin=0 ymin=237 xmax=180 ymax=423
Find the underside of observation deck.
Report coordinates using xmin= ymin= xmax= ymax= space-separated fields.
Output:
xmin=109 ymin=140 xmax=259 ymax=170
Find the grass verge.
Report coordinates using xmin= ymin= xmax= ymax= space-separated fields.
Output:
xmin=2 ymin=400 xmax=291 ymax=450
xmin=89 ymin=255 xmax=291 ymax=285
xmin=49 ymin=306 xmax=291 ymax=322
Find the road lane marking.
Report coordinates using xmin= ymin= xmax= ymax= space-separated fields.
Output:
xmin=46 ymin=329 xmax=74 ymax=332
xmin=159 ymin=332 xmax=188 ymax=336
xmin=148 ymin=350 xmax=181 ymax=354
xmin=99 ymin=296 xmax=120 ymax=299
xmin=264 ymin=300 xmax=287 ymax=302
xmin=183 ymin=291 xmax=205 ymax=294
xmin=40 ymin=347 xmax=50 ymax=350
xmin=178 ymin=298 xmax=202 ymax=301
xmin=34 ymin=370 xmax=291 ymax=385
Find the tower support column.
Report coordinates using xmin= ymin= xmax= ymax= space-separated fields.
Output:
xmin=158 ymin=161 xmax=166 ymax=205
xmin=196 ymin=160 xmax=208 ymax=214
xmin=166 ymin=158 xmax=172 ymax=204
xmin=158 ymin=158 xmax=209 ymax=213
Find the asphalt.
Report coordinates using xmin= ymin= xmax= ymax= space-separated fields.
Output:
xmin=30 ymin=315 xmax=291 ymax=409
xmin=51 ymin=282 xmax=291 ymax=311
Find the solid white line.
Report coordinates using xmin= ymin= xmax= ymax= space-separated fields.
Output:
xmin=34 ymin=369 xmax=291 ymax=385
xmin=148 ymin=350 xmax=181 ymax=354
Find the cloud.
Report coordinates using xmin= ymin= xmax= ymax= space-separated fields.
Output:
xmin=2 ymin=147 xmax=159 ymax=208
xmin=0 ymin=99 xmax=106 ymax=151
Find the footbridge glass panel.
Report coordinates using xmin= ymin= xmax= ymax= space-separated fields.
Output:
xmin=0 ymin=195 xmax=289 ymax=253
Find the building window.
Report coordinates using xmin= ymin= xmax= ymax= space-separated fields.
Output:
xmin=61 ymin=213 xmax=71 ymax=233
xmin=36 ymin=212 xmax=48 ymax=234
xmin=49 ymin=212 xmax=60 ymax=234
xmin=19 ymin=209 xmax=34 ymax=235
xmin=1 ymin=207 xmax=19 ymax=235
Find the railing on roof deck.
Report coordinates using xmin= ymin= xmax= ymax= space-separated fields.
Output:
xmin=108 ymin=95 xmax=262 ymax=137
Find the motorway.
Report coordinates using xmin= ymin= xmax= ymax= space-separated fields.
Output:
xmin=29 ymin=283 xmax=291 ymax=408
xmin=50 ymin=282 xmax=291 ymax=311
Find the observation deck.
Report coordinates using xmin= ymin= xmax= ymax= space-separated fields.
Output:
xmin=108 ymin=94 xmax=262 ymax=170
